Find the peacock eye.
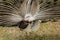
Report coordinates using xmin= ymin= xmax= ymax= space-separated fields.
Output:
xmin=54 ymin=0 xmax=58 ymax=2
xmin=3 ymin=0 xmax=6 ymax=1
xmin=20 ymin=0 xmax=23 ymax=3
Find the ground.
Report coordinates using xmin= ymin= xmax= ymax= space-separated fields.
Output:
xmin=0 ymin=21 xmax=60 ymax=40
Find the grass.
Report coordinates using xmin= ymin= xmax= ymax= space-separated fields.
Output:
xmin=0 ymin=21 xmax=60 ymax=40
